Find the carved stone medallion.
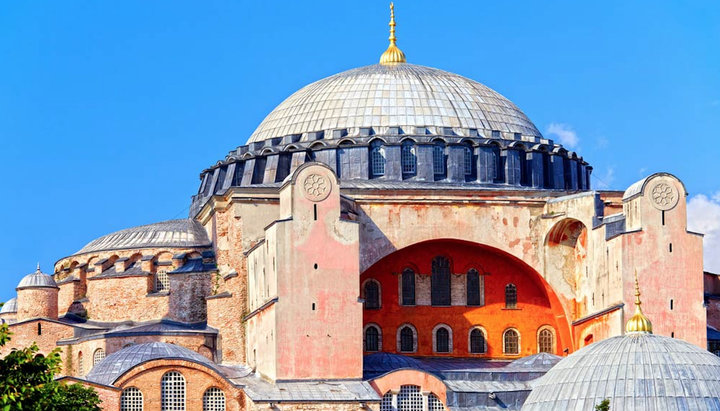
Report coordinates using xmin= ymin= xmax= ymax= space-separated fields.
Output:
xmin=302 ymin=173 xmax=331 ymax=202
xmin=649 ymin=181 xmax=678 ymax=211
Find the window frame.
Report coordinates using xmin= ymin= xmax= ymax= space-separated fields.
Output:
xmin=397 ymin=324 xmax=418 ymax=353
xmin=468 ymin=326 xmax=487 ymax=354
xmin=431 ymin=256 xmax=451 ymax=306
xmin=537 ymin=326 xmax=555 ymax=354
xmin=370 ymin=140 xmax=386 ymax=177
xmin=466 ymin=268 xmax=482 ymax=306
xmin=505 ymin=283 xmax=518 ymax=309
xmin=93 ymin=348 xmax=105 ymax=366
xmin=401 ymin=140 xmax=417 ymax=177
xmin=362 ymin=279 xmax=381 ymax=310
xmin=503 ymin=328 xmax=521 ymax=355
xmin=432 ymin=324 xmax=453 ymax=354
xmin=120 ymin=387 xmax=144 ymax=411
xmin=401 ymin=268 xmax=416 ymax=306
xmin=364 ymin=323 xmax=382 ymax=352
xmin=161 ymin=371 xmax=186 ymax=411
xmin=202 ymin=387 xmax=226 ymax=411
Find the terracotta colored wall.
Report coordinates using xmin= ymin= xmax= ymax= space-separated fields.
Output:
xmin=362 ymin=239 xmax=569 ymax=358
xmin=0 ymin=320 xmax=73 ymax=357
xmin=85 ymin=276 xmax=167 ymax=322
xmin=16 ymin=288 xmax=58 ymax=321
xmin=708 ymin=299 xmax=720 ymax=331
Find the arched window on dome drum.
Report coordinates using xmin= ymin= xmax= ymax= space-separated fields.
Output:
xmin=519 ymin=149 xmax=530 ymax=186
xmin=161 ymin=371 xmax=186 ymax=410
xmin=401 ymin=141 xmax=417 ymax=177
xmin=464 ymin=145 xmax=474 ymax=179
xmin=370 ymin=141 xmax=386 ymax=177
xmin=401 ymin=268 xmax=415 ymax=306
xmin=93 ymin=348 xmax=105 ymax=366
xmin=542 ymin=151 xmax=552 ymax=188
xmin=491 ymin=144 xmax=503 ymax=183
xmin=431 ymin=256 xmax=451 ymax=306
xmin=470 ymin=328 xmax=486 ymax=354
xmin=400 ymin=326 xmax=415 ymax=352
xmin=539 ymin=328 xmax=554 ymax=353
xmin=433 ymin=141 xmax=446 ymax=177
xmin=435 ymin=327 xmax=450 ymax=353
xmin=364 ymin=280 xmax=380 ymax=309
xmin=202 ymin=387 xmax=226 ymax=411
xmin=503 ymin=329 xmax=520 ymax=354
xmin=505 ymin=283 xmax=517 ymax=309
xmin=466 ymin=269 xmax=481 ymax=306
xmin=365 ymin=325 xmax=380 ymax=352
xmin=121 ymin=387 xmax=143 ymax=411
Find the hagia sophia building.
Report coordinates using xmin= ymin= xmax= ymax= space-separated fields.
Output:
xmin=2 ymin=4 xmax=719 ymax=411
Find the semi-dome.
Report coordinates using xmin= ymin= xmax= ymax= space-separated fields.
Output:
xmin=0 ymin=297 xmax=17 ymax=314
xmin=17 ymin=265 xmax=58 ymax=289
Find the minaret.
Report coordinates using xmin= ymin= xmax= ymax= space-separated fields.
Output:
xmin=625 ymin=270 xmax=653 ymax=334
xmin=379 ymin=2 xmax=407 ymax=65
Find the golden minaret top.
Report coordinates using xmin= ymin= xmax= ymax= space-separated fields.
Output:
xmin=379 ymin=3 xmax=406 ymax=65
xmin=625 ymin=270 xmax=653 ymax=334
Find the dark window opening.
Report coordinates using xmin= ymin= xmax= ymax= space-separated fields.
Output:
xmin=370 ymin=141 xmax=386 ymax=177
xmin=505 ymin=284 xmax=517 ymax=309
xmin=466 ymin=269 xmax=481 ymax=306
xmin=400 ymin=327 xmax=414 ymax=352
xmin=431 ymin=256 xmax=451 ymax=306
xmin=542 ymin=152 xmax=552 ymax=188
xmin=435 ymin=328 xmax=450 ymax=353
xmin=662 ymin=210 xmax=666 ymax=226
xmin=275 ymin=153 xmax=292 ymax=182
xmin=401 ymin=268 xmax=416 ymax=306
xmin=671 ymin=332 xmax=675 ymax=338
xmin=470 ymin=329 xmax=486 ymax=353
xmin=37 ymin=323 xmax=42 ymax=336
xmin=365 ymin=326 xmax=379 ymax=352
xmin=519 ymin=150 xmax=530 ymax=186
xmin=313 ymin=204 xmax=317 ymax=221
xmin=401 ymin=141 xmax=417 ymax=177
xmin=364 ymin=281 xmax=380 ymax=309
xmin=314 ymin=263 xmax=318 ymax=269
xmin=312 ymin=303 xmax=316 ymax=311
xmin=669 ymin=243 xmax=673 ymax=253
xmin=464 ymin=145 xmax=475 ymax=181
xmin=432 ymin=142 xmax=446 ymax=178
xmin=251 ymin=157 xmax=267 ymax=184
xmin=231 ymin=161 xmax=246 ymax=186
xmin=670 ymin=299 xmax=674 ymax=310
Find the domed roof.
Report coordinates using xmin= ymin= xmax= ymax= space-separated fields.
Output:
xmin=248 ymin=63 xmax=542 ymax=144
xmin=522 ymin=333 xmax=720 ymax=410
xmin=17 ymin=266 xmax=58 ymax=289
xmin=85 ymin=342 xmax=219 ymax=385
xmin=0 ymin=297 xmax=17 ymax=314
xmin=73 ymin=218 xmax=211 ymax=256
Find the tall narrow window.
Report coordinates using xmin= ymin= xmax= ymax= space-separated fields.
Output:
xmin=470 ymin=328 xmax=486 ymax=353
xmin=399 ymin=326 xmax=415 ymax=352
xmin=401 ymin=141 xmax=417 ymax=176
xmin=365 ymin=325 xmax=380 ymax=352
xmin=78 ymin=352 xmax=84 ymax=377
xmin=121 ymin=387 xmax=144 ymax=411
xmin=370 ymin=141 xmax=386 ymax=177
xmin=433 ymin=141 xmax=445 ymax=176
xmin=364 ymin=280 xmax=380 ymax=309
xmin=401 ymin=268 xmax=415 ymax=306
xmin=156 ymin=269 xmax=169 ymax=292
xmin=464 ymin=145 xmax=473 ymax=176
xmin=505 ymin=283 xmax=517 ymax=309
xmin=202 ymin=387 xmax=226 ymax=411
xmin=37 ymin=323 xmax=41 ymax=336
xmin=431 ymin=256 xmax=451 ymax=306
xmin=161 ymin=371 xmax=186 ymax=411
xmin=466 ymin=269 xmax=481 ymax=306
xmin=503 ymin=329 xmax=520 ymax=354
xmin=538 ymin=328 xmax=554 ymax=353
xmin=435 ymin=327 xmax=450 ymax=353
xmin=93 ymin=348 xmax=105 ymax=366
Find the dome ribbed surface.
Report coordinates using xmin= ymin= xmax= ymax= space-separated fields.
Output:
xmin=248 ymin=63 xmax=541 ymax=143
xmin=0 ymin=297 xmax=17 ymax=314
xmin=522 ymin=333 xmax=720 ymax=411
xmin=17 ymin=269 xmax=57 ymax=289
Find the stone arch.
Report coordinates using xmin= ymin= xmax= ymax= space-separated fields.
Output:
xmin=545 ymin=218 xmax=589 ymax=316
xmin=371 ymin=370 xmax=447 ymax=406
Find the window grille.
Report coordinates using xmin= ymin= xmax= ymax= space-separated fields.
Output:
xmin=398 ymin=385 xmax=423 ymax=410
xmin=435 ymin=327 xmax=450 ymax=353
xmin=121 ymin=387 xmax=143 ymax=411
xmin=431 ymin=257 xmax=451 ymax=306
xmin=505 ymin=284 xmax=517 ymax=308
xmin=365 ymin=326 xmax=380 ymax=352
xmin=428 ymin=393 xmax=446 ymax=410
xmin=400 ymin=326 xmax=415 ymax=352
xmin=78 ymin=353 xmax=84 ymax=376
xmin=464 ymin=146 xmax=473 ymax=176
xmin=202 ymin=387 xmax=226 ymax=411
xmin=371 ymin=142 xmax=386 ymax=176
xmin=539 ymin=329 xmax=554 ymax=353
xmin=504 ymin=329 xmax=520 ymax=354
xmin=401 ymin=142 xmax=416 ymax=175
xmin=401 ymin=269 xmax=415 ymax=305
xmin=364 ymin=281 xmax=380 ymax=309
xmin=466 ymin=269 xmax=481 ymax=306
xmin=432 ymin=143 xmax=445 ymax=175
xmin=161 ymin=371 xmax=186 ymax=411
xmin=93 ymin=348 xmax=105 ymax=366
xmin=156 ymin=269 xmax=169 ymax=292
xmin=380 ymin=392 xmax=394 ymax=411
xmin=470 ymin=329 xmax=486 ymax=353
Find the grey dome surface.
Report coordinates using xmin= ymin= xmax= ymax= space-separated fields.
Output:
xmin=522 ymin=333 xmax=720 ymax=411
xmin=248 ymin=63 xmax=542 ymax=143
xmin=74 ymin=219 xmax=211 ymax=255
xmin=85 ymin=342 xmax=218 ymax=385
xmin=17 ymin=268 xmax=58 ymax=289
xmin=0 ymin=297 xmax=17 ymax=314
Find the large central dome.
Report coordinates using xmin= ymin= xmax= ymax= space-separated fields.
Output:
xmin=248 ymin=63 xmax=542 ymax=144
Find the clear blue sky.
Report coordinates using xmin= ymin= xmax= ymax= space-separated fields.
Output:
xmin=1 ymin=1 xmax=719 ymax=302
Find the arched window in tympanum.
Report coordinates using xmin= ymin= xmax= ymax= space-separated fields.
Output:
xmin=538 ymin=327 xmax=555 ymax=353
xmin=505 ymin=283 xmax=517 ymax=309
xmin=428 ymin=393 xmax=446 ymax=410
xmin=398 ymin=385 xmax=423 ymax=410
xmin=401 ymin=268 xmax=415 ymax=306
xmin=370 ymin=141 xmax=386 ymax=177
xmin=364 ymin=280 xmax=380 ymax=309
xmin=161 ymin=371 xmax=186 ymax=410
xmin=435 ymin=327 xmax=451 ymax=353
xmin=121 ymin=387 xmax=143 ymax=411
xmin=466 ymin=268 xmax=481 ymax=306
xmin=93 ymin=348 xmax=105 ymax=366
xmin=503 ymin=329 xmax=520 ymax=355
xmin=365 ymin=325 xmax=380 ymax=352
xmin=202 ymin=387 xmax=226 ymax=411
xmin=431 ymin=256 xmax=451 ymax=306
xmin=470 ymin=328 xmax=486 ymax=354
xmin=401 ymin=140 xmax=417 ymax=176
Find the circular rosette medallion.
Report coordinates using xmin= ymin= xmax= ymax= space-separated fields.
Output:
xmin=649 ymin=181 xmax=679 ymax=211
xmin=302 ymin=173 xmax=331 ymax=202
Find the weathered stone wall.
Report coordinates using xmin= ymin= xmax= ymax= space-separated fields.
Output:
xmin=168 ymin=272 xmax=211 ymax=323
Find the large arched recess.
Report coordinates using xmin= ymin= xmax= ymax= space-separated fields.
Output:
xmin=360 ymin=238 xmax=572 ymax=358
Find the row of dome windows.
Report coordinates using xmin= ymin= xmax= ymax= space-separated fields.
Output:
xmin=364 ymin=324 xmax=555 ymax=355
xmin=120 ymin=371 xmax=226 ymax=411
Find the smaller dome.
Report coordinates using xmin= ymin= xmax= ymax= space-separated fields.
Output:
xmin=17 ymin=266 xmax=58 ymax=289
xmin=0 ymin=297 xmax=17 ymax=314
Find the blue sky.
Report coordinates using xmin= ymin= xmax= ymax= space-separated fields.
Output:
xmin=0 ymin=1 xmax=718 ymax=302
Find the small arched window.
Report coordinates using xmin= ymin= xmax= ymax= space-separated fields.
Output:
xmin=464 ymin=145 xmax=474 ymax=177
xmin=364 ymin=325 xmax=381 ymax=352
xmin=93 ymin=348 xmax=105 ymax=366
xmin=469 ymin=328 xmax=486 ymax=354
xmin=401 ymin=141 xmax=417 ymax=176
xmin=399 ymin=325 xmax=416 ymax=353
xmin=431 ymin=256 xmax=451 ymax=306
xmin=156 ymin=269 xmax=169 ymax=292
xmin=503 ymin=329 xmax=520 ymax=355
xmin=466 ymin=268 xmax=481 ymax=306
xmin=370 ymin=141 xmax=386 ymax=177
xmin=77 ymin=352 xmax=84 ymax=376
xmin=161 ymin=371 xmax=186 ymax=410
xmin=401 ymin=268 xmax=415 ymax=306
xmin=538 ymin=327 xmax=554 ymax=353
xmin=433 ymin=141 xmax=446 ymax=176
xmin=434 ymin=326 xmax=451 ymax=353
xmin=120 ymin=387 xmax=143 ymax=411
xmin=202 ymin=387 xmax=226 ymax=411
xmin=505 ymin=283 xmax=517 ymax=309
xmin=363 ymin=280 xmax=380 ymax=309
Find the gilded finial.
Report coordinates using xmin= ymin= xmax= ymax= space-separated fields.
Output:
xmin=379 ymin=2 xmax=406 ymax=65
xmin=625 ymin=270 xmax=653 ymax=333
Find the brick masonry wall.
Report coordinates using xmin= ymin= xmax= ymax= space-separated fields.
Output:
xmin=85 ymin=276 xmax=169 ymax=323
xmin=0 ymin=320 xmax=73 ymax=357
xmin=17 ymin=288 xmax=58 ymax=321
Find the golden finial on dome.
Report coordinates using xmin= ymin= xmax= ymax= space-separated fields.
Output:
xmin=625 ymin=270 xmax=653 ymax=334
xmin=379 ymin=2 xmax=406 ymax=65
